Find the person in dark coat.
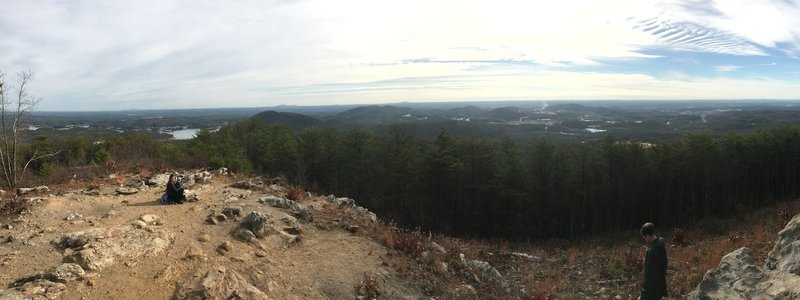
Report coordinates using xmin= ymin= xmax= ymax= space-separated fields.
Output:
xmin=166 ymin=173 xmax=186 ymax=204
xmin=639 ymin=222 xmax=668 ymax=300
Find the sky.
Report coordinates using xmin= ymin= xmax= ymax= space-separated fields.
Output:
xmin=1 ymin=0 xmax=799 ymax=111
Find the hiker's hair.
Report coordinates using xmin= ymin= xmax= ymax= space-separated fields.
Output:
xmin=640 ymin=222 xmax=656 ymax=237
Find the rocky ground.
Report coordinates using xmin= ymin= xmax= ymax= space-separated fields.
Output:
xmin=0 ymin=171 xmax=424 ymax=299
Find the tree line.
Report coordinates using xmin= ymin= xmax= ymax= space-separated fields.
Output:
xmin=181 ymin=119 xmax=800 ymax=240
xmin=13 ymin=116 xmax=800 ymax=239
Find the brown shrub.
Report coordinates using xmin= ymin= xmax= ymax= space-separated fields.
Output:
xmin=777 ymin=204 xmax=792 ymax=228
xmin=622 ymin=246 xmax=643 ymax=276
xmin=671 ymin=227 xmax=688 ymax=246
xmin=1 ymin=197 xmax=30 ymax=216
xmin=567 ymin=245 xmax=579 ymax=265
xmin=285 ymin=186 xmax=306 ymax=202
xmin=353 ymin=272 xmax=382 ymax=299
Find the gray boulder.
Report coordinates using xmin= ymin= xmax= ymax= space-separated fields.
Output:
xmin=766 ymin=213 xmax=800 ymax=275
xmin=688 ymin=213 xmax=800 ymax=299
xmin=16 ymin=186 xmax=49 ymax=195
xmin=173 ymin=266 xmax=268 ymax=300
xmin=146 ymin=174 xmax=170 ymax=187
xmin=237 ymin=211 xmax=272 ymax=239
xmin=193 ymin=171 xmax=213 ymax=183
xmin=12 ymin=263 xmax=86 ymax=286
xmin=687 ymin=248 xmax=800 ymax=299
xmin=331 ymin=197 xmax=356 ymax=208
xmin=115 ymin=187 xmax=139 ymax=195
xmin=0 ymin=280 xmax=67 ymax=299
xmin=230 ymin=179 xmax=261 ymax=190
xmin=222 ymin=206 xmax=242 ymax=219
xmin=55 ymin=218 xmax=172 ymax=271
xmin=258 ymin=196 xmax=303 ymax=211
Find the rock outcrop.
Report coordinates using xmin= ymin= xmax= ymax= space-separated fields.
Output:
xmin=173 ymin=266 xmax=269 ymax=300
xmin=259 ymin=196 xmax=302 ymax=211
xmin=688 ymin=213 xmax=800 ymax=299
xmin=53 ymin=215 xmax=173 ymax=271
xmin=146 ymin=174 xmax=171 ymax=187
xmin=115 ymin=187 xmax=139 ymax=195
xmin=766 ymin=213 xmax=800 ymax=275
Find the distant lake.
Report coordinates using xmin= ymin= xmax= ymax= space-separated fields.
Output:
xmin=169 ymin=128 xmax=200 ymax=140
xmin=586 ymin=128 xmax=607 ymax=133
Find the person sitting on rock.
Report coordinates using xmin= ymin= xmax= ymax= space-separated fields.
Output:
xmin=166 ymin=173 xmax=186 ymax=204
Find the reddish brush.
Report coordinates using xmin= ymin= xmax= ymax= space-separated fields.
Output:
xmin=285 ymin=186 xmax=306 ymax=202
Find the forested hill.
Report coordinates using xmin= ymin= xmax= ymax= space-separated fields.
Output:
xmin=251 ymin=111 xmax=323 ymax=132
xmin=188 ymin=118 xmax=800 ymax=240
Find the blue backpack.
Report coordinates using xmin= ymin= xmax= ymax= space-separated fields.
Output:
xmin=160 ymin=193 xmax=170 ymax=204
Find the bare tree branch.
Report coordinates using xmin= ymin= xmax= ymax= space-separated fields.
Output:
xmin=0 ymin=69 xmax=52 ymax=188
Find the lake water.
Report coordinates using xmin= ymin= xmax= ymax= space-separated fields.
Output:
xmin=169 ymin=128 xmax=200 ymax=140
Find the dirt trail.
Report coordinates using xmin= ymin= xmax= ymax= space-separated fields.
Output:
xmin=0 ymin=174 xmax=423 ymax=299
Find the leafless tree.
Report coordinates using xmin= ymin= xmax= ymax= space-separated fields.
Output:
xmin=0 ymin=70 xmax=59 ymax=189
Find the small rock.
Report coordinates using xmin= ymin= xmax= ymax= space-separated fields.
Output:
xmin=255 ymin=251 xmax=267 ymax=258
xmin=139 ymin=215 xmax=160 ymax=225
xmin=206 ymin=213 xmax=227 ymax=224
xmin=284 ymin=227 xmax=302 ymax=235
xmin=131 ymin=220 xmax=148 ymax=229
xmin=279 ymin=215 xmax=298 ymax=227
xmin=452 ymin=284 xmax=477 ymax=297
xmin=219 ymin=241 xmax=234 ymax=252
xmin=347 ymin=225 xmax=360 ymax=233
xmin=184 ymin=189 xmax=198 ymax=202
xmin=435 ymin=261 xmax=449 ymax=273
xmin=198 ymin=234 xmax=211 ymax=242
xmin=83 ymin=189 xmax=101 ymax=196
xmin=293 ymin=209 xmax=313 ymax=222
xmin=103 ymin=210 xmax=117 ymax=218
xmin=65 ymin=213 xmax=83 ymax=221
xmin=278 ymin=231 xmax=299 ymax=244
xmin=233 ymin=228 xmax=256 ymax=242
xmin=185 ymin=245 xmax=206 ymax=260
xmin=221 ymin=207 xmax=242 ymax=219
xmin=429 ymin=242 xmax=447 ymax=254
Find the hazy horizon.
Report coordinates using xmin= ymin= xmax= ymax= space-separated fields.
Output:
xmin=2 ymin=0 xmax=799 ymax=111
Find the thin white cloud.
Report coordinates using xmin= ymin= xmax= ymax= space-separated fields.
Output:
xmin=715 ymin=65 xmax=743 ymax=72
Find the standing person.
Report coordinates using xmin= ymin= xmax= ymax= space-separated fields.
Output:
xmin=166 ymin=173 xmax=186 ymax=204
xmin=639 ymin=222 xmax=668 ymax=300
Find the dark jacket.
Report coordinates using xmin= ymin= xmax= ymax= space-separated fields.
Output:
xmin=641 ymin=236 xmax=668 ymax=300
xmin=166 ymin=180 xmax=185 ymax=203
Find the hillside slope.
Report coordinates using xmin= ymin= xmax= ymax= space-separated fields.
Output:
xmin=0 ymin=172 xmax=422 ymax=299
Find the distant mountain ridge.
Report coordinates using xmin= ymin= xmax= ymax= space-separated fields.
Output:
xmin=251 ymin=110 xmax=323 ymax=132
